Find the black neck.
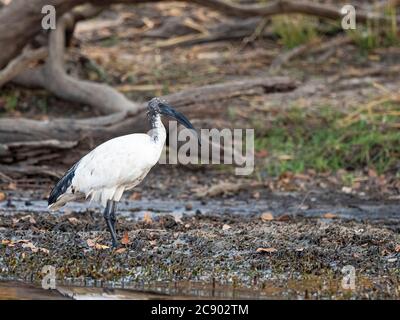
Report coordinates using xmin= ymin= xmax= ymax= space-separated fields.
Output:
xmin=148 ymin=112 xmax=159 ymax=129
xmin=148 ymin=112 xmax=163 ymax=143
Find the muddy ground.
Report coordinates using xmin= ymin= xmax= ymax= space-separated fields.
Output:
xmin=0 ymin=166 xmax=399 ymax=300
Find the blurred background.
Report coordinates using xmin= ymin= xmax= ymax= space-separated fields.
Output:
xmin=0 ymin=0 xmax=399 ymax=300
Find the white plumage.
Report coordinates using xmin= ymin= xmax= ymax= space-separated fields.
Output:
xmin=47 ymin=98 xmax=197 ymax=247
xmin=49 ymin=116 xmax=165 ymax=210
xmin=50 ymin=133 xmax=164 ymax=209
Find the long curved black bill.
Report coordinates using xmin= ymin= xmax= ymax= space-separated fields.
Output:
xmin=159 ymin=103 xmax=201 ymax=145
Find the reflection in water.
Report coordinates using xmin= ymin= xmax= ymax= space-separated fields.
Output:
xmin=0 ymin=280 xmax=280 ymax=300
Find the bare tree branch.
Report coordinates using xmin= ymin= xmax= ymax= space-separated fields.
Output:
xmin=0 ymin=0 xmax=394 ymax=69
xmin=182 ymin=0 xmax=391 ymax=22
xmin=13 ymin=12 xmax=141 ymax=115
xmin=0 ymin=76 xmax=298 ymax=146
xmin=0 ymin=47 xmax=47 ymax=88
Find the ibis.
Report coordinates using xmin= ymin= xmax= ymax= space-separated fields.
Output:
xmin=48 ymin=97 xmax=199 ymax=247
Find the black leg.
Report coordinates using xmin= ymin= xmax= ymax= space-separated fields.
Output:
xmin=103 ymin=200 xmax=119 ymax=248
xmin=110 ymin=201 xmax=117 ymax=231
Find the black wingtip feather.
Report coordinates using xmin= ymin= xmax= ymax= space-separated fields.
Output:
xmin=48 ymin=162 xmax=78 ymax=206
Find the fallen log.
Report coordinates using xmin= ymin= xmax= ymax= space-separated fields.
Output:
xmin=0 ymin=76 xmax=298 ymax=171
xmin=0 ymin=164 xmax=63 ymax=178
xmin=13 ymin=12 xmax=140 ymax=115
xmin=0 ymin=76 xmax=298 ymax=145
xmin=0 ymin=140 xmax=78 ymax=164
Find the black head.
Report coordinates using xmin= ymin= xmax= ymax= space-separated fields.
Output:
xmin=147 ymin=97 xmax=164 ymax=117
xmin=148 ymin=97 xmax=201 ymax=145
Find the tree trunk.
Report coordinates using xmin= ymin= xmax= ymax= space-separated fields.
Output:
xmin=0 ymin=0 xmax=85 ymax=68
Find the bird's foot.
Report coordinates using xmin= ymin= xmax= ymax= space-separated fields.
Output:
xmin=111 ymin=240 xmax=119 ymax=249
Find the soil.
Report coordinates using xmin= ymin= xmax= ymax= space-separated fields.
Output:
xmin=1 ymin=166 xmax=399 ymax=300
xmin=0 ymin=3 xmax=399 ymax=300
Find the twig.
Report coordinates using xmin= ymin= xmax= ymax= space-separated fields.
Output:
xmin=269 ymin=41 xmax=317 ymax=71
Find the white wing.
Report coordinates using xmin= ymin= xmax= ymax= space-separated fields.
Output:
xmin=48 ymin=133 xmax=163 ymax=209
xmin=73 ymin=134 xmax=161 ymax=205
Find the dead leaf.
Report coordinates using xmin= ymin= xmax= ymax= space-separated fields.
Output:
xmin=67 ymin=217 xmax=79 ymax=225
xmin=256 ymin=247 xmax=277 ymax=253
xmin=39 ymin=247 xmax=50 ymax=254
xmin=143 ymin=212 xmax=152 ymax=225
xmin=277 ymin=214 xmax=291 ymax=222
xmin=0 ymin=192 xmax=6 ymax=202
xmin=19 ymin=215 xmax=36 ymax=224
xmin=278 ymin=154 xmax=293 ymax=161
xmin=86 ymin=239 xmax=96 ymax=247
xmin=7 ymin=182 xmax=17 ymax=190
xmin=22 ymin=242 xmax=38 ymax=253
xmin=121 ymin=232 xmax=130 ymax=245
xmin=172 ymin=213 xmax=183 ymax=224
xmin=261 ymin=212 xmax=274 ymax=221
xmin=323 ymin=213 xmax=337 ymax=219
xmin=1 ymin=239 xmax=11 ymax=245
xmin=115 ymin=248 xmax=126 ymax=254
xmin=368 ymin=169 xmax=378 ymax=178
xmin=395 ymin=245 xmax=400 ymax=252
xmin=381 ymin=249 xmax=390 ymax=256
xmin=255 ymin=149 xmax=268 ymax=158
xmin=341 ymin=186 xmax=352 ymax=194
xmin=222 ymin=224 xmax=231 ymax=231
xmin=129 ymin=192 xmax=142 ymax=200
xmin=95 ymin=243 xmax=109 ymax=250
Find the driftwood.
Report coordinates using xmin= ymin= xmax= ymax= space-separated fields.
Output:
xmin=0 ymin=76 xmax=298 ymax=145
xmin=0 ymin=0 xmax=393 ymax=178
xmin=0 ymin=140 xmax=78 ymax=162
xmin=13 ymin=12 xmax=139 ymax=115
xmin=0 ymin=140 xmax=78 ymax=178
xmin=0 ymin=76 xmax=298 ymax=177
xmin=0 ymin=165 xmax=63 ymax=178
xmin=269 ymin=35 xmax=355 ymax=71
xmin=148 ymin=18 xmax=276 ymax=48
xmin=269 ymin=42 xmax=312 ymax=72
xmin=0 ymin=47 xmax=48 ymax=88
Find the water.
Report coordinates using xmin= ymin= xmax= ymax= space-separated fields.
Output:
xmin=2 ymin=197 xmax=400 ymax=222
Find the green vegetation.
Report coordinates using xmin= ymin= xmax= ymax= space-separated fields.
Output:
xmin=272 ymin=15 xmax=318 ymax=49
xmin=98 ymin=35 xmax=120 ymax=47
xmin=254 ymin=103 xmax=400 ymax=176
xmin=0 ymin=91 xmax=19 ymax=114
xmin=271 ymin=8 xmax=399 ymax=52
xmin=348 ymin=7 xmax=399 ymax=52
